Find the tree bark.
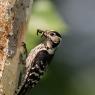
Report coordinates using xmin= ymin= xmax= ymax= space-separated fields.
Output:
xmin=0 ymin=0 xmax=33 ymax=95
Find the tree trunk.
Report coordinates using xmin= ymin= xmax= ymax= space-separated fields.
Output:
xmin=0 ymin=0 xmax=33 ymax=95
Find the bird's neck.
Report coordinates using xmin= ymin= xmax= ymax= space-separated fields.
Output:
xmin=44 ymin=39 xmax=58 ymax=49
xmin=43 ymin=40 xmax=56 ymax=55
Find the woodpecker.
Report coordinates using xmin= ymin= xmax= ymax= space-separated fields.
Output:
xmin=16 ymin=29 xmax=62 ymax=95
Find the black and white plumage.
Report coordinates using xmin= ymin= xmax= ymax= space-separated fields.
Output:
xmin=16 ymin=29 xmax=62 ymax=95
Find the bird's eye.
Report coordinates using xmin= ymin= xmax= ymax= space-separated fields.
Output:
xmin=50 ymin=33 xmax=55 ymax=36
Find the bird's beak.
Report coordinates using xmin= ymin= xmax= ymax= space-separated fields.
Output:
xmin=37 ymin=29 xmax=48 ymax=38
xmin=37 ymin=29 xmax=45 ymax=37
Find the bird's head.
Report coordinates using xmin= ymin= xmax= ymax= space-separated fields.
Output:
xmin=37 ymin=29 xmax=62 ymax=48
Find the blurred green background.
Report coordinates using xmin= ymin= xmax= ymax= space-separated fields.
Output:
xmin=25 ymin=0 xmax=95 ymax=95
xmin=25 ymin=0 xmax=66 ymax=95
xmin=24 ymin=0 xmax=95 ymax=95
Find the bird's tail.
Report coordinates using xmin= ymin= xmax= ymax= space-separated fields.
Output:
xmin=15 ymin=81 xmax=28 ymax=95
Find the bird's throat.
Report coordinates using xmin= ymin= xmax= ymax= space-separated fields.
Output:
xmin=44 ymin=40 xmax=58 ymax=49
